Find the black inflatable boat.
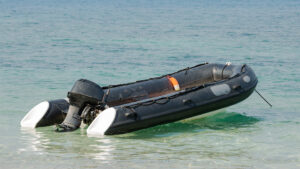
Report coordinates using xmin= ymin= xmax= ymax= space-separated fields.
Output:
xmin=21 ymin=63 xmax=257 ymax=135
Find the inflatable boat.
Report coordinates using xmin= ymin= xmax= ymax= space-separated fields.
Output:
xmin=21 ymin=63 xmax=258 ymax=135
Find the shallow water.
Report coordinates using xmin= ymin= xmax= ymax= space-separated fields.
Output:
xmin=0 ymin=0 xmax=300 ymax=168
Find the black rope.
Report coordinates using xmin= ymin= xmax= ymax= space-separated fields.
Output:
xmin=255 ymin=89 xmax=272 ymax=107
xmin=121 ymin=69 xmax=247 ymax=111
xmin=102 ymin=62 xmax=208 ymax=89
xmin=108 ymin=63 xmax=252 ymax=112
xmin=241 ymin=64 xmax=247 ymax=72
xmin=122 ymin=84 xmax=207 ymax=110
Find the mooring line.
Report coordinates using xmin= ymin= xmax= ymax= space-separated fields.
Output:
xmin=255 ymin=89 xmax=272 ymax=107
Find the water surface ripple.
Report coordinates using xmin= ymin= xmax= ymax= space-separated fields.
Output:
xmin=0 ymin=0 xmax=300 ymax=168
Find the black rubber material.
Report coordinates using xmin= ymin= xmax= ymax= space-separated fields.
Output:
xmin=36 ymin=99 xmax=69 ymax=127
xmin=34 ymin=63 xmax=258 ymax=135
xmin=103 ymin=64 xmax=258 ymax=135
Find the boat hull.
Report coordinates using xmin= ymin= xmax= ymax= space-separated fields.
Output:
xmin=21 ymin=63 xmax=258 ymax=135
xmin=105 ymin=65 xmax=257 ymax=135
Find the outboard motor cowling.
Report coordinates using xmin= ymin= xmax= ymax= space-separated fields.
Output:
xmin=57 ymin=79 xmax=104 ymax=131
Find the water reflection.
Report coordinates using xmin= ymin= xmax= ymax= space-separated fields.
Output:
xmin=19 ymin=128 xmax=50 ymax=154
xmin=18 ymin=110 xmax=260 ymax=165
xmin=88 ymin=138 xmax=115 ymax=162
xmin=19 ymin=127 xmax=116 ymax=164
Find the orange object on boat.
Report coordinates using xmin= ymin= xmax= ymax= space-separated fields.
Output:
xmin=167 ymin=75 xmax=180 ymax=91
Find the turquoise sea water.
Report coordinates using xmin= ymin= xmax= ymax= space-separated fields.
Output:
xmin=1 ymin=0 xmax=300 ymax=168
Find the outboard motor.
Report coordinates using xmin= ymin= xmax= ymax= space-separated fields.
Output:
xmin=57 ymin=79 xmax=104 ymax=132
